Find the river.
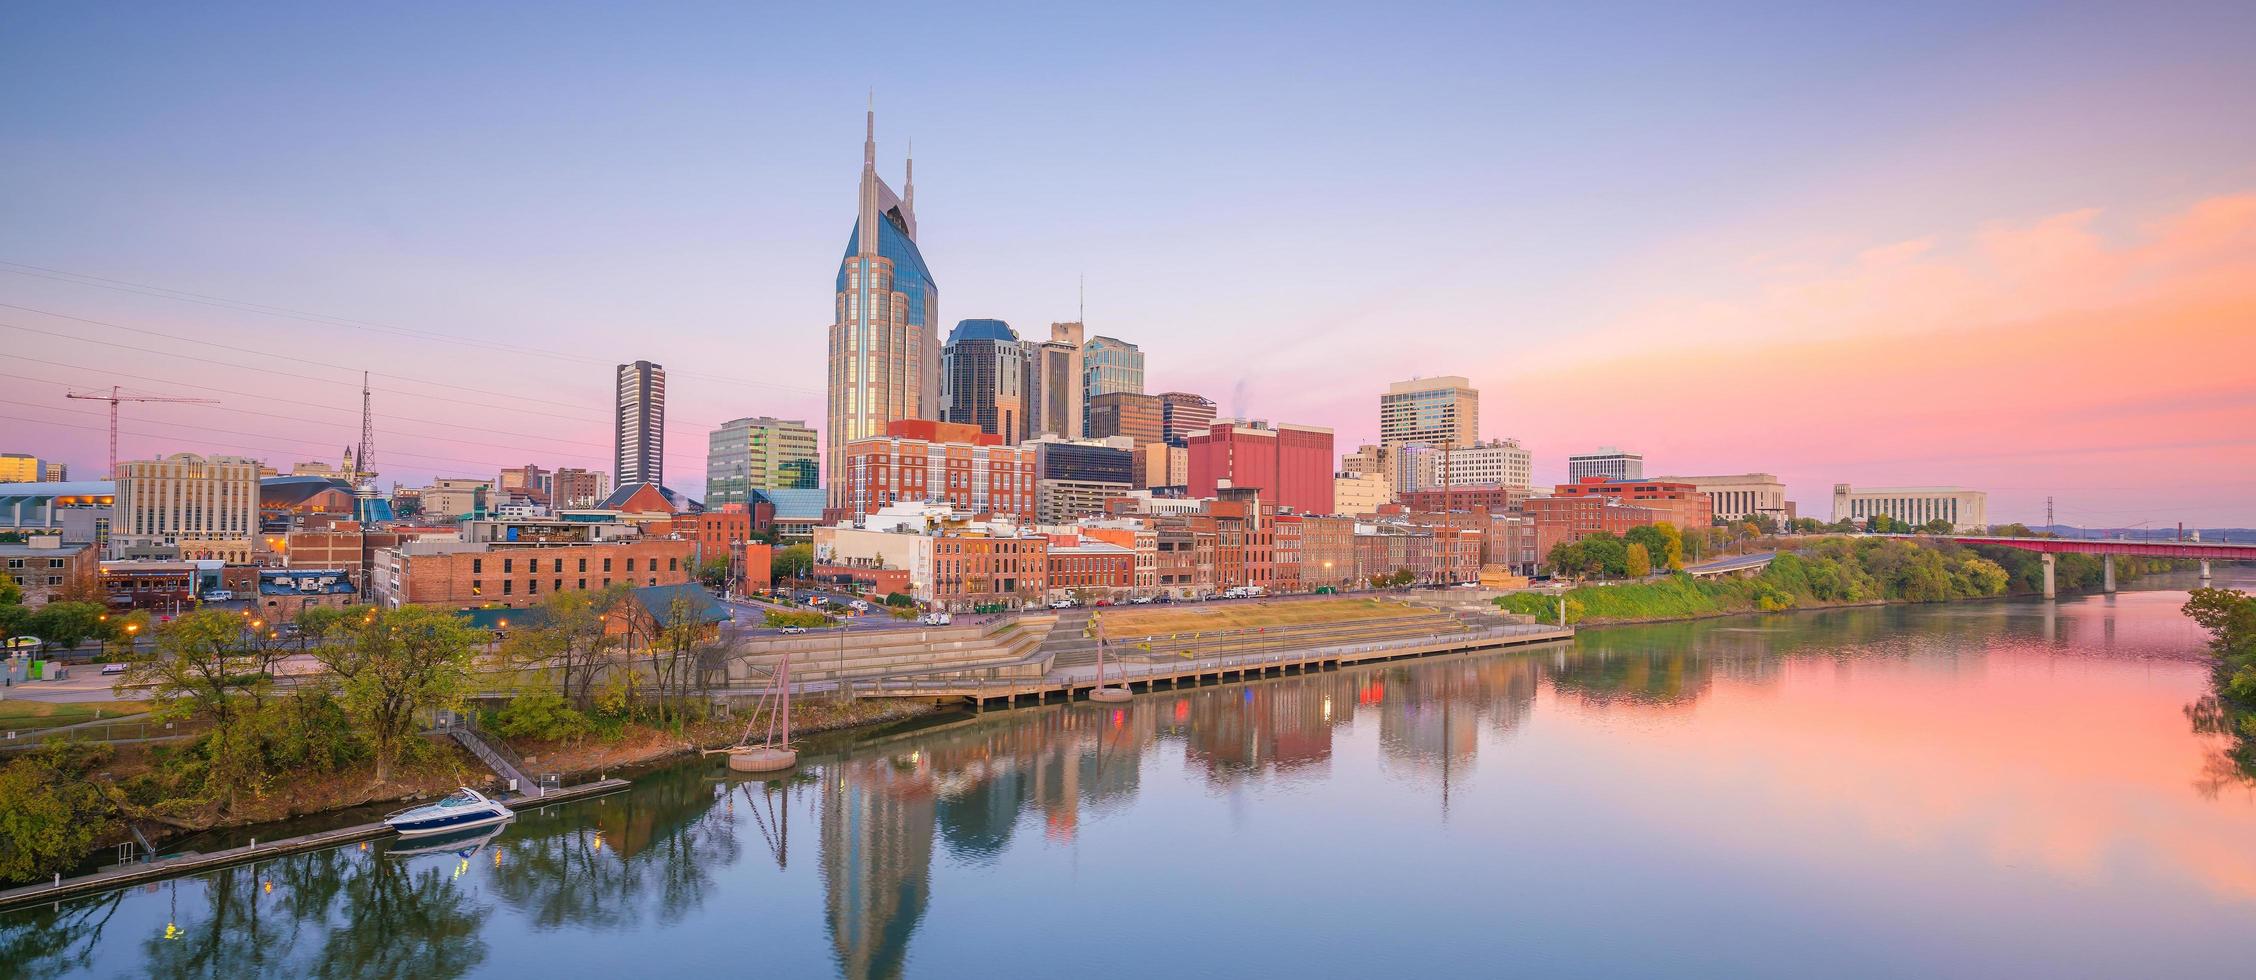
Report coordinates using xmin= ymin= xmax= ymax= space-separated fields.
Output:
xmin=6 ymin=572 xmax=2253 ymax=978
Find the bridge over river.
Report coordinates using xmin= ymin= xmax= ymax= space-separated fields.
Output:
xmin=1950 ymin=535 xmax=2253 ymax=597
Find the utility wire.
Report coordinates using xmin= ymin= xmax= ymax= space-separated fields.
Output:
xmin=0 ymin=260 xmax=823 ymax=396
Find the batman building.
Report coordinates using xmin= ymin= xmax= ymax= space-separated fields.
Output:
xmin=827 ymin=107 xmax=940 ymax=512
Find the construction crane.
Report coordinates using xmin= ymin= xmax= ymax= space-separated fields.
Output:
xmin=64 ymin=385 xmax=221 ymax=478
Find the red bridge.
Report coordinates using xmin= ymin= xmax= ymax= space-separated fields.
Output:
xmin=1950 ymin=536 xmax=2250 ymax=597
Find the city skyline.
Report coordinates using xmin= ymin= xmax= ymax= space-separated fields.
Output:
xmin=3 ymin=4 xmax=2254 ymax=524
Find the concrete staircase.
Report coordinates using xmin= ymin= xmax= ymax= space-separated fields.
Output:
xmin=725 ymin=615 xmax=1060 ymax=690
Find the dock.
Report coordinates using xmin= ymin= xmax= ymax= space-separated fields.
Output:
xmin=0 ymin=777 xmax=630 ymax=914
xmin=868 ymin=621 xmax=1575 ymax=705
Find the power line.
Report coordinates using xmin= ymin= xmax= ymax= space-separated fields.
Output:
xmin=0 ymin=364 xmax=706 ymax=466
xmin=0 ymin=261 xmax=823 ymax=397
xmin=0 ymin=316 xmax=741 ymax=434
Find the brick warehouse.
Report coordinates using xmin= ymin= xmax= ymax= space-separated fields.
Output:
xmin=370 ymin=538 xmax=695 ymax=609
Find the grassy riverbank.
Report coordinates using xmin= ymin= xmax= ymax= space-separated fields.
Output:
xmin=2185 ymin=587 xmax=2256 ymax=777
xmin=1500 ymin=537 xmax=2178 ymax=626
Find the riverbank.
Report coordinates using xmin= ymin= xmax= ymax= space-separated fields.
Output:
xmin=1500 ymin=537 xmax=2184 ymax=628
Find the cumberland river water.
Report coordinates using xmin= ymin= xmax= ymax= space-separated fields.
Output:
xmin=8 ymin=573 xmax=2255 ymax=979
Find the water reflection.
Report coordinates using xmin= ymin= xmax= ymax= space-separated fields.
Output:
xmin=7 ymin=580 xmax=2253 ymax=979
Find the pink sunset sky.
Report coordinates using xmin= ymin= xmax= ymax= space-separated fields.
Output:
xmin=3 ymin=4 xmax=2253 ymax=526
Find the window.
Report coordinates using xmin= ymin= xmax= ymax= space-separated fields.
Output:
xmin=578 ymin=558 xmax=587 ymax=573
xmin=47 ymin=559 xmax=63 ymax=568
xmin=555 ymin=579 xmax=563 ymax=592
xmin=472 ymin=580 xmax=483 ymax=595
xmin=668 ymin=557 xmax=678 ymax=571
xmin=578 ymin=578 xmax=586 ymax=590
xmin=503 ymin=558 xmax=514 ymax=573
xmin=503 ymin=581 xmax=514 ymax=595
xmin=604 ymin=578 xmax=612 ymax=587
xmin=46 ymin=576 xmax=61 ymax=586
xmin=604 ymin=558 xmax=612 ymax=572
xmin=626 ymin=558 xmax=636 ymax=572
xmin=553 ymin=558 xmax=563 ymax=573
xmin=472 ymin=558 xmax=483 ymax=574
xmin=529 ymin=579 xmax=539 ymax=594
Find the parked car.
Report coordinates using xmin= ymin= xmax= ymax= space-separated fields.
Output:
xmin=203 ymin=589 xmax=235 ymax=602
xmin=100 ymin=662 xmax=128 ymax=675
xmin=779 ymin=626 xmax=807 ymax=635
xmin=849 ymin=600 xmax=871 ymax=613
xmin=1049 ymin=599 xmax=1075 ymax=609
xmin=1130 ymin=595 xmax=1153 ymax=604
xmin=919 ymin=613 xmax=953 ymax=626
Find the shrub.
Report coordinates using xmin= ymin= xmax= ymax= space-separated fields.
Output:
xmin=491 ymin=690 xmax=591 ymax=743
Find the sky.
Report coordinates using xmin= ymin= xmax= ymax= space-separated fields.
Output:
xmin=2 ymin=1 xmax=2253 ymax=526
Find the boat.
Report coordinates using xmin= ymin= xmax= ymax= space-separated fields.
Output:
xmin=384 ymin=820 xmax=511 ymax=858
xmin=384 ymin=787 xmax=514 ymax=837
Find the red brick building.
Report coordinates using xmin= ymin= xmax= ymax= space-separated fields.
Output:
xmin=932 ymin=532 xmax=1048 ymax=610
xmin=1045 ymin=534 xmax=1135 ymax=602
xmin=370 ymin=538 xmax=695 ymax=609
xmin=1398 ymin=483 xmax=1533 ymax=514
xmin=1552 ymin=477 xmax=1713 ymax=529
xmin=840 ymin=419 xmax=1037 ymax=523
xmin=1186 ymin=420 xmax=1335 ymax=516
xmin=1523 ymin=495 xmax=1667 ymax=563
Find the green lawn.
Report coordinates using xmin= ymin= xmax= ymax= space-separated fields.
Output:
xmin=0 ymin=699 xmax=153 ymax=732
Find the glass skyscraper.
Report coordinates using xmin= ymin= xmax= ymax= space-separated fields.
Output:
xmin=940 ymin=318 xmax=1030 ymax=444
xmin=827 ymin=106 xmax=939 ymax=511
xmin=707 ymin=416 xmax=819 ymax=507
xmin=1079 ymin=335 xmax=1143 ymax=436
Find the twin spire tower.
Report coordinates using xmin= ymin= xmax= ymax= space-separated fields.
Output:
xmin=826 ymin=101 xmax=939 ymax=512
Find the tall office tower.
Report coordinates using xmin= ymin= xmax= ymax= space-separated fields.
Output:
xmin=1079 ymin=335 xmax=1144 ymax=435
xmin=940 ymin=319 xmax=1030 ymax=443
xmin=1026 ymin=321 xmax=1084 ymax=439
xmin=1158 ymin=392 xmax=1216 ymax=446
xmin=1087 ymin=391 xmax=1164 ymax=446
xmin=112 ymin=452 xmax=260 ymax=561
xmin=707 ymin=416 xmax=820 ymax=507
xmin=827 ymin=105 xmax=940 ymax=511
xmin=615 ymin=360 xmax=666 ymax=487
xmin=0 ymin=454 xmax=45 ymax=482
xmin=1379 ymin=376 xmax=1479 ymax=449
xmin=1566 ymin=446 xmax=1643 ymax=482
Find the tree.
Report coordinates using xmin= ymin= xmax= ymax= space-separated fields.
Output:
xmin=1918 ymin=518 xmax=1955 ymax=535
xmin=1625 ymin=542 xmax=1652 ymax=577
xmin=1624 ymin=524 xmax=1684 ymax=573
xmin=501 ymin=586 xmax=626 ymax=708
xmin=314 ymin=607 xmax=479 ymax=783
xmin=23 ymin=602 xmax=106 ymax=652
xmin=0 ymin=742 xmax=118 ymax=884
xmin=0 ymin=577 xmax=23 ymax=640
xmin=131 ymin=611 xmax=259 ymax=730
xmin=771 ymin=544 xmax=813 ymax=583
xmin=697 ymin=557 xmax=730 ymax=589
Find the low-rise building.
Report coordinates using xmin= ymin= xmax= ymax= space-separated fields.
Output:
xmin=1553 ymin=477 xmax=1713 ymax=529
xmin=840 ymin=419 xmax=1037 ymax=523
xmin=369 ymin=537 xmax=695 ymax=610
xmin=1830 ymin=484 xmax=1987 ymax=531
xmin=1 ymin=539 xmax=97 ymax=606
xmin=1045 ymin=534 xmax=1134 ymax=602
xmin=98 ymin=560 xmax=201 ymax=611
xmin=1334 ymin=472 xmax=1394 ymax=516
xmin=932 ymin=528 xmax=1048 ymax=611
xmin=255 ymin=568 xmax=358 ymax=622
xmin=1652 ymin=473 xmax=1791 ymax=524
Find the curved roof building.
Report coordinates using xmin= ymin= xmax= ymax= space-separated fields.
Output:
xmin=828 ymin=105 xmax=940 ymax=512
xmin=941 ymin=318 xmax=1032 ymax=444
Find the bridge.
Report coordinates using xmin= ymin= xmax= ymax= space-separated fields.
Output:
xmin=1950 ymin=536 xmax=2253 ymax=598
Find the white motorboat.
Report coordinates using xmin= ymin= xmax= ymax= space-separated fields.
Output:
xmin=384 ymin=787 xmax=514 ymax=837
xmin=384 ymin=820 xmax=511 ymax=858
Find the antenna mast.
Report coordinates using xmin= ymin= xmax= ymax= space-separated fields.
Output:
xmin=351 ymin=371 xmax=374 ymax=487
